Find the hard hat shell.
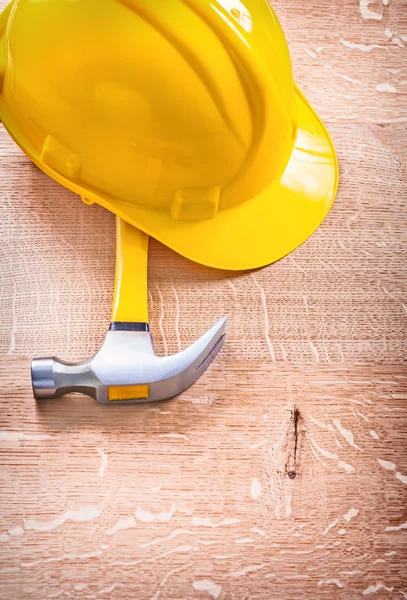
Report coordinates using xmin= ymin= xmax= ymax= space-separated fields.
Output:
xmin=0 ymin=0 xmax=338 ymax=270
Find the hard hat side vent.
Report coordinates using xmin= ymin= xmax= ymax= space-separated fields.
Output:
xmin=170 ymin=186 xmax=220 ymax=221
xmin=41 ymin=136 xmax=81 ymax=181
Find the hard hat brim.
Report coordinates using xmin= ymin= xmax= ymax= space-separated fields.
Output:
xmin=104 ymin=86 xmax=338 ymax=270
xmin=1 ymin=85 xmax=337 ymax=271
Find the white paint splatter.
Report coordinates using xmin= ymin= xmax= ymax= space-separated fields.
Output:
xmin=359 ymin=0 xmax=383 ymax=19
xmin=200 ymin=540 xmax=218 ymax=546
xmin=0 ymin=534 xmax=10 ymax=542
xmin=249 ymin=439 xmax=269 ymax=450
xmin=309 ymin=442 xmax=328 ymax=466
xmin=185 ymin=396 xmax=216 ymax=405
xmin=344 ymin=508 xmax=359 ymax=521
xmin=140 ymin=529 xmax=194 ymax=549
xmin=377 ymin=459 xmax=396 ymax=471
xmin=97 ymin=448 xmax=107 ymax=478
xmin=171 ymin=283 xmax=181 ymax=352
xmin=346 ymin=211 xmax=360 ymax=237
xmin=376 ymin=83 xmax=397 ymax=92
xmin=25 ymin=507 xmax=101 ymax=531
xmin=251 ymin=527 xmax=266 ymax=537
xmin=355 ymin=409 xmax=369 ymax=422
xmin=148 ymin=289 xmax=154 ymax=310
xmin=338 ymin=528 xmax=347 ymax=535
xmin=318 ymin=579 xmax=343 ymax=588
xmin=135 ymin=504 xmax=175 ymax=523
xmin=251 ymin=478 xmax=261 ymax=499
xmin=8 ymin=526 xmax=24 ymax=537
xmin=106 ymin=517 xmax=136 ymax=535
xmin=385 ymin=521 xmax=407 ymax=532
xmin=377 ymin=460 xmax=407 ymax=484
xmin=112 ymin=546 xmax=192 ymax=569
xmin=178 ymin=507 xmax=193 ymax=516
xmin=384 ymin=28 xmax=392 ymax=37
xmin=305 ymin=48 xmax=317 ymax=58
xmin=231 ymin=563 xmax=268 ymax=578
xmin=308 ymin=340 xmax=320 ymax=362
xmin=158 ymin=433 xmax=190 ymax=441
xmin=395 ymin=472 xmax=407 ymax=484
xmin=333 ymin=72 xmax=363 ymax=85
xmin=152 ymin=562 xmax=194 ymax=600
xmin=341 ymin=39 xmax=384 ymax=51
xmin=369 ymin=430 xmax=379 ymax=439
xmin=309 ymin=416 xmax=335 ymax=431
xmin=322 ymin=519 xmax=338 ymax=536
xmin=392 ymin=37 xmax=404 ymax=48
xmin=99 ymin=584 xmax=120 ymax=595
xmin=227 ymin=279 xmax=237 ymax=299
xmin=192 ymin=517 xmax=240 ymax=528
xmin=193 ymin=580 xmax=222 ymax=599
xmin=0 ymin=431 xmax=52 ymax=442
xmin=333 ymin=419 xmax=362 ymax=451
xmin=310 ymin=438 xmax=338 ymax=460
xmin=274 ymin=497 xmax=282 ymax=520
xmin=362 ymin=583 xmax=393 ymax=595
xmin=21 ymin=550 xmax=102 ymax=568
xmin=251 ymin=273 xmax=276 ymax=361
xmin=339 ymin=460 xmax=356 ymax=474
xmin=156 ymin=283 xmax=168 ymax=356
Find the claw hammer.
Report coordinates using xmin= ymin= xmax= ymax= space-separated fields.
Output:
xmin=31 ymin=217 xmax=227 ymax=404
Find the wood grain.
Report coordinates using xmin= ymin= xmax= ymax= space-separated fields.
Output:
xmin=0 ymin=0 xmax=406 ymax=598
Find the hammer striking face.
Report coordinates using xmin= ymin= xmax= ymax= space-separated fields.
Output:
xmin=31 ymin=218 xmax=227 ymax=404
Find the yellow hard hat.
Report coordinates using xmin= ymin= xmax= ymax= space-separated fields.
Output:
xmin=0 ymin=0 xmax=338 ymax=270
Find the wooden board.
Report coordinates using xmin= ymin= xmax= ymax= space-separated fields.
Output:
xmin=0 ymin=1 xmax=406 ymax=598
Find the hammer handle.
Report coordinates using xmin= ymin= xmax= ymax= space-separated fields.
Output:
xmin=111 ymin=217 xmax=149 ymax=324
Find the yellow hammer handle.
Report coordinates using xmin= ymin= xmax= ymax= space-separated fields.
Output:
xmin=111 ymin=217 xmax=149 ymax=324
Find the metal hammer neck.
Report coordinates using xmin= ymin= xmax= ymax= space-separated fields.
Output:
xmin=31 ymin=357 xmax=99 ymax=400
xmin=109 ymin=322 xmax=149 ymax=332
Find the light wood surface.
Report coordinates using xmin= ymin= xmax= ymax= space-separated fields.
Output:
xmin=1 ymin=1 xmax=406 ymax=598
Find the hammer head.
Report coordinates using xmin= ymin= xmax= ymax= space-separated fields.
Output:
xmin=31 ymin=317 xmax=227 ymax=404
